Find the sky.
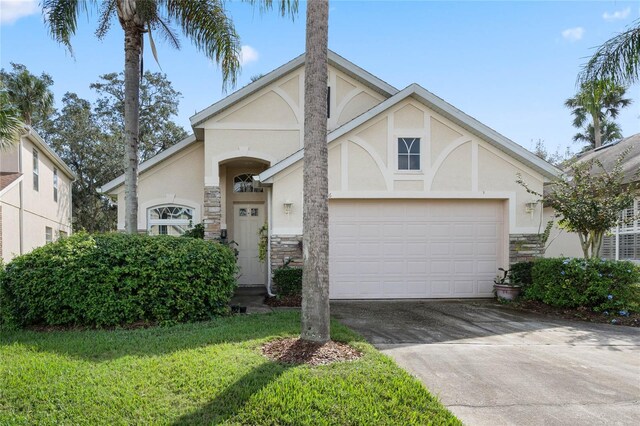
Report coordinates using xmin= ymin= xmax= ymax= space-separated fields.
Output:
xmin=1 ymin=0 xmax=639 ymax=157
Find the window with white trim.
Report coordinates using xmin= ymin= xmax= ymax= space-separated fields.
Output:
xmin=233 ymin=174 xmax=263 ymax=192
xmin=33 ymin=149 xmax=39 ymax=191
xmin=45 ymin=226 xmax=53 ymax=243
xmin=601 ymin=198 xmax=640 ymax=261
xmin=148 ymin=205 xmax=194 ymax=236
xmin=53 ymin=168 xmax=58 ymax=202
xmin=398 ymin=138 xmax=420 ymax=170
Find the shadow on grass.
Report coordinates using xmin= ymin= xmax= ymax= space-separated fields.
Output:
xmin=0 ymin=311 xmax=303 ymax=362
xmin=171 ymin=361 xmax=290 ymax=425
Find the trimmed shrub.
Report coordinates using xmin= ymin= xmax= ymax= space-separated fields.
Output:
xmin=273 ymin=267 xmax=302 ymax=296
xmin=510 ymin=261 xmax=534 ymax=288
xmin=0 ymin=232 xmax=238 ymax=328
xmin=527 ymin=258 xmax=640 ymax=312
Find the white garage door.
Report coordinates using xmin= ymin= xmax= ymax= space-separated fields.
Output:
xmin=329 ymin=200 xmax=505 ymax=299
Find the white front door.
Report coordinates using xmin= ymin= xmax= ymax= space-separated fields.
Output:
xmin=234 ymin=204 xmax=266 ymax=286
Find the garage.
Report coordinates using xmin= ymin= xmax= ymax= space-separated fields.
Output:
xmin=329 ymin=199 xmax=505 ymax=299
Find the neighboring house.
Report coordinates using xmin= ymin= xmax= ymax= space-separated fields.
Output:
xmin=0 ymin=127 xmax=75 ymax=262
xmin=100 ymin=51 xmax=559 ymax=299
xmin=544 ymin=133 xmax=640 ymax=262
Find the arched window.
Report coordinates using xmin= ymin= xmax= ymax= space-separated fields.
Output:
xmin=234 ymin=174 xmax=263 ymax=193
xmin=148 ymin=205 xmax=194 ymax=236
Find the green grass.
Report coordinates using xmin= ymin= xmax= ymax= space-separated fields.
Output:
xmin=0 ymin=311 xmax=460 ymax=425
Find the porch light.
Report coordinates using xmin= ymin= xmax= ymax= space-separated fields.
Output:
xmin=525 ymin=200 xmax=539 ymax=217
xmin=283 ymin=200 xmax=293 ymax=216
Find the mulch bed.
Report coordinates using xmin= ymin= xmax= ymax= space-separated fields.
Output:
xmin=265 ymin=295 xmax=302 ymax=307
xmin=262 ymin=337 xmax=362 ymax=365
xmin=508 ymin=300 xmax=639 ymax=327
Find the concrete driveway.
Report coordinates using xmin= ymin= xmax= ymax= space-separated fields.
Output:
xmin=331 ymin=300 xmax=640 ymax=426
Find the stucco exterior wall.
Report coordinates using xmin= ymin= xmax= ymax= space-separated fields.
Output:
xmin=1 ymin=135 xmax=73 ymax=262
xmin=542 ymin=206 xmax=584 ymax=258
xmin=270 ymin=98 xmax=546 ymax=236
xmin=114 ymin=142 xmax=204 ymax=231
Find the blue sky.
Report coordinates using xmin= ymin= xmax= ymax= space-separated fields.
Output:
xmin=1 ymin=0 xmax=638 ymax=156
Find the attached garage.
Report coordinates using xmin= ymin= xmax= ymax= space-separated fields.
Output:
xmin=329 ymin=199 xmax=506 ymax=299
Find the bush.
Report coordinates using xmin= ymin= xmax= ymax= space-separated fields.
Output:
xmin=0 ymin=232 xmax=238 ymax=328
xmin=526 ymin=257 xmax=640 ymax=312
xmin=510 ymin=261 xmax=534 ymax=288
xmin=273 ymin=267 xmax=302 ymax=296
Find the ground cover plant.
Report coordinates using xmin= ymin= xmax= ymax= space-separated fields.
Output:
xmin=0 ymin=311 xmax=460 ymax=425
xmin=0 ymin=232 xmax=237 ymax=328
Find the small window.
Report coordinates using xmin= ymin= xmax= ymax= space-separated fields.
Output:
xmin=233 ymin=174 xmax=263 ymax=193
xmin=59 ymin=230 xmax=68 ymax=239
xmin=398 ymin=138 xmax=420 ymax=170
xmin=148 ymin=205 xmax=194 ymax=236
xmin=33 ymin=149 xmax=39 ymax=191
xmin=327 ymin=86 xmax=331 ymax=118
xmin=53 ymin=168 xmax=58 ymax=202
xmin=45 ymin=226 xmax=53 ymax=243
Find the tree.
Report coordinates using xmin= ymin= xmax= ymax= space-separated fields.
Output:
xmin=301 ymin=0 xmax=329 ymax=343
xmin=0 ymin=87 xmax=23 ymax=152
xmin=43 ymin=0 xmax=297 ymax=233
xmin=90 ymin=71 xmax=188 ymax=161
xmin=41 ymin=93 xmax=120 ymax=232
xmin=564 ymin=79 xmax=631 ymax=149
xmin=580 ymin=19 xmax=640 ymax=86
xmin=531 ymin=138 xmax=571 ymax=166
xmin=572 ymin=120 xmax=622 ymax=151
xmin=0 ymin=63 xmax=53 ymax=128
xmin=518 ymin=151 xmax=638 ymax=259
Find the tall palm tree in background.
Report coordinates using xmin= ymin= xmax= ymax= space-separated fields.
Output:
xmin=301 ymin=0 xmax=329 ymax=343
xmin=580 ymin=19 xmax=640 ymax=86
xmin=573 ymin=120 xmax=623 ymax=151
xmin=0 ymin=88 xmax=23 ymax=151
xmin=43 ymin=0 xmax=296 ymax=233
xmin=0 ymin=63 xmax=54 ymax=126
xmin=564 ymin=79 xmax=631 ymax=149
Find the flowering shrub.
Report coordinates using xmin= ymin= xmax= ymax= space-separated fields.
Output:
xmin=526 ymin=258 xmax=640 ymax=312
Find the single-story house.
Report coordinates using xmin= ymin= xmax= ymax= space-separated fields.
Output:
xmin=544 ymin=133 xmax=640 ymax=262
xmin=0 ymin=126 xmax=75 ymax=262
xmin=100 ymin=50 xmax=560 ymax=298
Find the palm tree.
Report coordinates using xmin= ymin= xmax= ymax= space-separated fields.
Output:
xmin=43 ymin=0 xmax=296 ymax=233
xmin=0 ymin=63 xmax=53 ymax=126
xmin=564 ymin=79 xmax=631 ymax=149
xmin=0 ymin=88 xmax=24 ymax=151
xmin=301 ymin=0 xmax=329 ymax=343
xmin=580 ymin=19 xmax=640 ymax=86
xmin=573 ymin=120 xmax=623 ymax=150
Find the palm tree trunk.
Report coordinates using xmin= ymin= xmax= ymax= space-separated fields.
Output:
xmin=592 ymin=112 xmax=602 ymax=148
xmin=301 ymin=0 xmax=329 ymax=343
xmin=122 ymin=24 xmax=142 ymax=233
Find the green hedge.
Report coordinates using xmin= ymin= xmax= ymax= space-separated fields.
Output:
xmin=0 ymin=232 xmax=238 ymax=328
xmin=523 ymin=258 xmax=640 ymax=312
xmin=273 ymin=267 xmax=302 ymax=296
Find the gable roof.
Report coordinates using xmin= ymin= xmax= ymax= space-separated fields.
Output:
xmin=189 ymin=50 xmax=398 ymax=129
xmin=572 ymin=133 xmax=640 ymax=184
xmin=98 ymin=134 xmax=199 ymax=194
xmin=258 ymin=83 xmax=561 ymax=183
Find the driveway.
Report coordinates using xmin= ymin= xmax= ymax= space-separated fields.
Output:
xmin=331 ymin=300 xmax=640 ymax=426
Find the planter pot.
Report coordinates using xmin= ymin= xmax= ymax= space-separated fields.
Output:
xmin=494 ymin=284 xmax=522 ymax=300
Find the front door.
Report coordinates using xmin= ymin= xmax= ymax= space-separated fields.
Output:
xmin=234 ymin=204 xmax=266 ymax=286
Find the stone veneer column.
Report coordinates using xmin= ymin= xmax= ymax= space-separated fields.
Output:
xmin=509 ymin=234 xmax=544 ymax=265
xmin=270 ymin=235 xmax=304 ymax=272
xmin=203 ymin=186 xmax=222 ymax=240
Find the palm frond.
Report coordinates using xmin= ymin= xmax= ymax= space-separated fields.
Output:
xmin=165 ymin=0 xmax=241 ymax=90
xmin=41 ymin=0 xmax=97 ymax=53
xmin=0 ymin=90 xmax=24 ymax=151
xmin=580 ymin=19 xmax=640 ymax=86
xmin=242 ymin=0 xmax=299 ymax=20
xmin=96 ymin=0 xmax=117 ymax=39
xmin=152 ymin=16 xmax=181 ymax=50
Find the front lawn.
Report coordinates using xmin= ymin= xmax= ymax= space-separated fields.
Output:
xmin=0 ymin=311 xmax=459 ymax=425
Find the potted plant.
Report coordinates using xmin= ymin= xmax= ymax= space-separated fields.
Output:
xmin=493 ymin=268 xmax=521 ymax=300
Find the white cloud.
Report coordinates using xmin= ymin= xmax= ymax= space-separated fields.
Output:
xmin=603 ymin=7 xmax=630 ymax=22
xmin=0 ymin=0 xmax=39 ymax=25
xmin=239 ymin=45 xmax=259 ymax=66
xmin=561 ymin=27 xmax=584 ymax=42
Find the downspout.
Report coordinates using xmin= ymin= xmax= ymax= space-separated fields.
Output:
xmin=18 ymin=135 xmax=24 ymax=255
xmin=266 ymin=186 xmax=274 ymax=296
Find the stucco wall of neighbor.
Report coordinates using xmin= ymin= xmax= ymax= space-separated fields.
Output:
xmin=1 ymin=137 xmax=73 ymax=262
xmin=0 ymin=145 xmax=19 ymax=172
xmin=542 ymin=206 xmax=584 ymax=258
xmin=114 ymin=142 xmax=204 ymax=231
xmin=270 ymin=97 xmax=547 ymax=236
xmin=200 ymin=65 xmax=388 ymax=188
